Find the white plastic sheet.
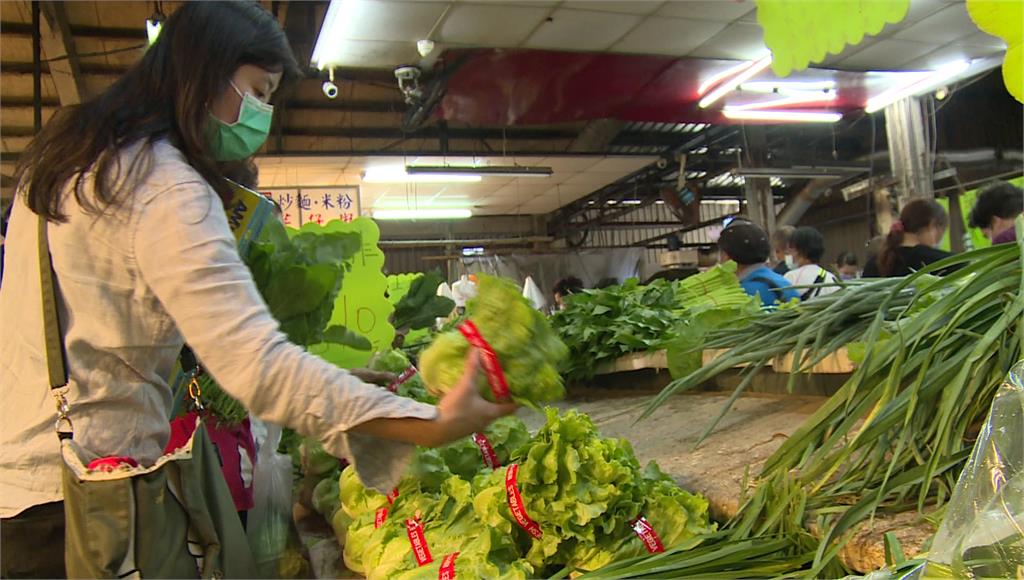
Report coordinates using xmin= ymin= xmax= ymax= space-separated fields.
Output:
xmin=522 ymin=276 xmax=547 ymax=311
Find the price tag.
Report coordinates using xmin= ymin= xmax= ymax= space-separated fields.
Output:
xmin=387 ymin=487 xmax=399 ymax=505
xmin=505 ymin=464 xmax=542 ymax=539
xmin=630 ymin=516 xmax=665 ymax=554
xmin=438 ymin=552 xmax=459 ymax=580
xmin=374 ymin=507 xmax=388 ymax=529
xmin=472 ymin=432 xmax=500 ymax=469
xmin=458 ymin=321 xmax=511 ymax=401
xmin=405 ymin=519 xmax=433 ymax=566
xmin=388 ymin=366 xmax=418 ymax=393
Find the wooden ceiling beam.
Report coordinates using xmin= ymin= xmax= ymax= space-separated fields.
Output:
xmin=38 ymin=1 xmax=84 ymax=105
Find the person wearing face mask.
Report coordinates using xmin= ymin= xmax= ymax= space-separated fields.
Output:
xmin=782 ymin=226 xmax=840 ymax=301
xmin=862 ymin=198 xmax=954 ymax=278
xmin=833 ymin=251 xmax=860 ymax=281
xmin=0 ymin=4 xmax=514 ymax=576
xmin=770 ymin=225 xmax=795 ymax=275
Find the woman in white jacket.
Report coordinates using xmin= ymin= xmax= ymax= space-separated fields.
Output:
xmin=0 ymin=3 xmax=513 ymax=576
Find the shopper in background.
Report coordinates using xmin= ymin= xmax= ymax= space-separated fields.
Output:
xmin=771 ymin=225 xmax=795 ymax=275
xmin=863 ymin=198 xmax=953 ymax=277
xmin=0 ymin=3 xmax=514 ymax=576
xmin=833 ymin=250 xmax=860 ymax=281
xmin=552 ymin=276 xmax=584 ymax=311
xmin=718 ymin=221 xmax=799 ymax=308
xmin=784 ymin=226 xmax=840 ymax=301
xmin=967 ymin=181 xmax=1023 ymax=244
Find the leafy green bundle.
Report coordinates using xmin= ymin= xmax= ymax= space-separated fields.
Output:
xmin=418 ymin=274 xmax=567 ymax=407
xmin=552 ymin=264 xmax=757 ymax=381
xmin=367 ymin=350 xmax=436 ymax=404
xmin=472 ymin=409 xmax=715 ymax=573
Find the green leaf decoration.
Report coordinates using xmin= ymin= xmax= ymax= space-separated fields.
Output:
xmin=967 ymin=0 xmax=1023 ymax=103
xmin=756 ymin=0 xmax=910 ymax=77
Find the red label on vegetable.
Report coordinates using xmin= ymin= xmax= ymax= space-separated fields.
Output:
xmin=387 ymin=487 xmax=399 ymax=505
xmin=86 ymin=456 xmax=139 ymax=472
xmin=375 ymin=507 xmax=388 ymax=529
xmin=630 ymin=516 xmax=665 ymax=554
xmin=458 ymin=321 xmax=511 ymax=401
xmin=387 ymin=366 xmax=418 ymax=393
xmin=405 ymin=518 xmax=433 ymax=566
xmin=438 ymin=552 xmax=459 ymax=580
xmin=472 ymin=432 xmax=500 ymax=469
xmin=505 ymin=464 xmax=542 ymax=539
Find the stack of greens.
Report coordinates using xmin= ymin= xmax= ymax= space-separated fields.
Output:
xmin=419 ymin=274 xmax=568 ymax=407
xmin=552 ymin=263 xmax=758 ymax=382
xmin=597 ymin=240 xmax=1024 ymax=577
xmin=389 ymin=271 xmax=456 ymax=350
xmin=340 ymin=409 xmax=715 ymax=578
xmin=366 ymin=349 xmax=436 ymax=404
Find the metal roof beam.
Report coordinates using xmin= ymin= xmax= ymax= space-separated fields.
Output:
xmin=38 ymin=1 xmax=84 ymax=105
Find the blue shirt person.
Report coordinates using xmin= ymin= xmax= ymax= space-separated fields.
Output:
xmin=717 ymin=221 xmax=799 ymax=308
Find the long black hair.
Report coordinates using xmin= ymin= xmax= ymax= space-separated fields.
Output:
xmin=16 ymin=1 xmax=300 ymax=222
xmin=878 ymin=198 xmax=948 ymax=277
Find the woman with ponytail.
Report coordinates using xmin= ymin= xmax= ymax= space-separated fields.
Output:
xmin=863 ymin=198 xmax=954 ymax=277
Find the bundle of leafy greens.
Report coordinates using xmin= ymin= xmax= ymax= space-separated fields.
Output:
xmin=407 ymin=416 xmax=531 ymax=486
xmin=390 ymin=272 xmax=456 ymax=336
xmin=552 ymin=264 xmax=756 ymax=382
xmin=367 ymin=349 xmax=436 ymax=404
xmin=418 ymin=274 xmax=567 ymax=407
xmin=472 ymin=409 xmax=714 ymax=574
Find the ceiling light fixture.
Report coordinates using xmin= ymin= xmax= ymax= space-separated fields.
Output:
xmin=727 ymin=91 xmax=838 ymax=111
xmin=311 ymin=0 xmax=358 ymax=69
xmin=373 ymin=208 xmax=473 ymax=220
xmin=698 ymin=57 xmax=765 ymax=96
xmin=405 ymin=165 xmax=553 ymax=178
xmin=362 ymin=166 xmax=481 ymax=183
xmin=698 ymin=55 xmax=773 ymax=109
xmin=721 ymin=109 xmax=842 ymax=123
xmin=865 ymin=60 xmax=971 ymax=113
xmin=733 ymin=166 xmax=866 ymax=179
xmin=739 ymin=80 xmax=836 ymax=94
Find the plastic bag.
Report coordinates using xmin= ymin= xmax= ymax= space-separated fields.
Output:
xmin=246 ymin=422 xmax=295 ymax=578
xmin=902 ymin=360 xmax=1024 ymax=579
xmin=522 ymin=275 xmax=547 ymax=311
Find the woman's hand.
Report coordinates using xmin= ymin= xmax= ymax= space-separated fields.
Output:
xmin=431 ymin=349 xmax=518 ymax=445
xmin=347 ymin=349 xmax=517 ymax=448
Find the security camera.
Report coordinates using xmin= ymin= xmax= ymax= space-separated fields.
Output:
xmin=417 ymin=39 xmax=435 ymax=58
xmin=322 ymin=67 xmax=339 ymax=99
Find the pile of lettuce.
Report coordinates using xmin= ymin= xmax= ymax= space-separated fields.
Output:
xmin=419 ymin=274 xmax=568 ymax=407
xmin=552 ymin=264 xmax=760 ymax=382
xmin=337 ymin=409 xmax=715 ymax=577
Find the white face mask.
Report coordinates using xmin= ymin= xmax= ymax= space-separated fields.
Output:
xmin=784 ymin=254 xmax=796 ymax=268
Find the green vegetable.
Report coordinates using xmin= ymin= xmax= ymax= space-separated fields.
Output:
xmin=339 ymin=465 xmax=389 ymax=520
xmin=312 ymin=476 xmax=341 ymax=517
xmin=331 ymin=506 xmax=351 ymax=545
xmin=301 ymin=438 xmax=339 ymax=477
xmin=552 ymin=264 xmax=756 ymax=381
xmin=391 ymin=271 xmax=456 ymax=332
xmin=409 ymin=416 xmax=531 ymax=486
xmin=368 ymin=350 xmax=413 ymax=374
xmin=418 ymin=274 xmax=567 ymax=407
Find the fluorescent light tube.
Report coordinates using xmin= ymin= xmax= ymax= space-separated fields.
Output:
xmin=698 ymin=59 xmax=762 ymax=96
xmin=865 ymin=60 xmax=971 ymax=113
xmin=739 ymin=81 xmax=836 ymax=94
xmin=727 ymin=91 xmax=838 ymax=111
xmin=362 ymin=167 xmax=481 ymax=183
xmin=311 ymin=0 xmax=358 ymax=69
xmin=721 ymin=109 xmax=842 ymax=123
xmin=373 ymin=208 xmax=472 ymax=220
xmin=405 ymin=165 xmax=553 ymax=178
xmin=699 ymin=55 xmax=773 ymax=109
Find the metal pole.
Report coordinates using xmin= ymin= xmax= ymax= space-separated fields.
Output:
xmin=32 ymin=0 xmax=42 ymax=133
xmin=884 ymin=97 xmax=933 ymax=206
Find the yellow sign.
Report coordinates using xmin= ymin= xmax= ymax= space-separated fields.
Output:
xmin=967 ymin=0 xmax=1023 ymax=104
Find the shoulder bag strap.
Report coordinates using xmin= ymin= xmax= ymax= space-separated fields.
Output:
xmin=38 ymin=215 xmax=72 ymax=438
xmin=799 ymin=268 xmax=829 ymax=301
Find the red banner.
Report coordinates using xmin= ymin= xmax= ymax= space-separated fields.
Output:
xmin=375 ymin=507 xmax=388 ymax=529
xmin=630 ymin=516 xmax=666 ymax=554
xmin=472 ymin=432 xmax=500 ymax=469
xmin=438 ymin=552 xmax=459 ymax=580
xmin=405 ymin=519 xmax=433 ymax=566
xmin=387 ymin=487 xmax=400 ymax=505
xmin=504 ymin=464 xmax=542 ymax=539
xmin=387 ymin=366 xmax=419 ymax=393
xmin=457 ymin=321 xmax=511 ymax=401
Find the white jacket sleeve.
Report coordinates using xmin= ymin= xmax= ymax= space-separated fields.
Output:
xmin=133 ymin=181 xmax=434 ymax=491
